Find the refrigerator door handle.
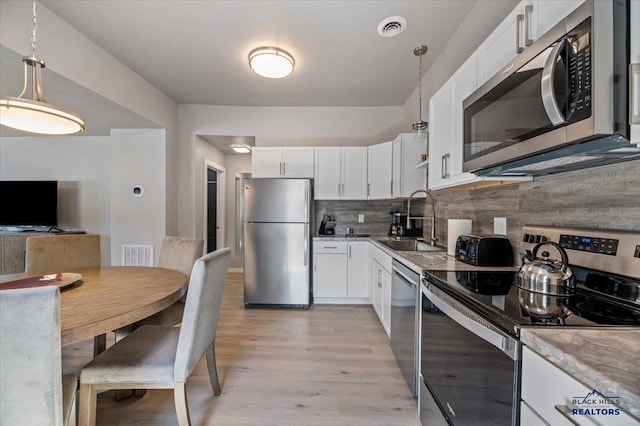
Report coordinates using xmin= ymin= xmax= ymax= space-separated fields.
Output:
xmin=304 ymin=226 xmax=309 ymax=266
xmin=304 ymin=181 xmax=309 ymax=219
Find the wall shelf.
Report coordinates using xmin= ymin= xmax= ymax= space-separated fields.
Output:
xmin=415 ymin=159 xmax=429 ymax=169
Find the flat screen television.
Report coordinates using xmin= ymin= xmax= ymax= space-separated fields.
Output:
xmin=0 ymin=180 xmax=58 ymax=227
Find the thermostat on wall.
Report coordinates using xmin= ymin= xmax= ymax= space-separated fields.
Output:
xmin=132 ymin=185 xmax=144 ymax=197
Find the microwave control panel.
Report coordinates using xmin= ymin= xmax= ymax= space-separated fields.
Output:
xmin=566 ymin=18 xmax=592 ymax=124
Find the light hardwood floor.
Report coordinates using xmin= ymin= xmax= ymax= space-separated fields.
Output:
xmin=62 ymin=272 xmax=420 ymax=425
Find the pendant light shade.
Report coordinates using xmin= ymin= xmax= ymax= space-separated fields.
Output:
xmin=0 ymin=2 xmax=85 ymax=135
xmin=248 ymin=47 xmax=295 ymax=79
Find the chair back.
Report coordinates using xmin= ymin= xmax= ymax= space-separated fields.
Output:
xmin=174 ymin=247 xmax=230 ymax=382
xmin=25 ymin=234 xmax=101 ymax=272
xmin=0 ymin=286 xmax=64 ymax=425
xmin=158 ymin=236 xmax=204 ymax=278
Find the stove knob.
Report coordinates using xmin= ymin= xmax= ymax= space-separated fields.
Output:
xmin=522 ymin=233 xmax=531 ymax=242
xmin=534 ymin=235 xmax=542 ymax=243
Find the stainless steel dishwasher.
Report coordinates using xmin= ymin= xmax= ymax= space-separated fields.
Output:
xmin=391 ymin=259 xmax=420 ymax=401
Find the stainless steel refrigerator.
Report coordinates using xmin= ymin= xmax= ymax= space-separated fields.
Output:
xmin=243 ymin=178 xmax=312 ymax=308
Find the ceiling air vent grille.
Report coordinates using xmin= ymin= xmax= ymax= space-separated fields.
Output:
xmin=377 ymin=16 xmax=407 ymax=38
xmin=122 ymin=244 xmax=154 ymax=267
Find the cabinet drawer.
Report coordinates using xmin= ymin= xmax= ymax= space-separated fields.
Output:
xmin=313 ymin=241 xmax=347 ymax=254
xmin=370 ymin=243 xmax=392 ymax=273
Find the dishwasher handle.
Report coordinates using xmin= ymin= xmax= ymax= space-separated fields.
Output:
xmin=423 ymin=280 xmax=519 ymax=360
xmin=392 ymin=266 xmax=419 ymax=286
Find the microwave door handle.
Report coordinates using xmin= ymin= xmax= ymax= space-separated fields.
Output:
xmin=541 ymin=40 xmax=566 ymax=126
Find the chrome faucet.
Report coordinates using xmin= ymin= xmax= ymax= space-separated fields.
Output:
xmin=406 ymin=189 xmax=437 ymax=245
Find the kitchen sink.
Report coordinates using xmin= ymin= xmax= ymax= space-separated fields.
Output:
xmin=380 ymin=239 xmax=445 ymax=252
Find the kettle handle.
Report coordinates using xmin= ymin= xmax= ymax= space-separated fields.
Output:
xmin=532 ymin=241 xmax=570 ymax=272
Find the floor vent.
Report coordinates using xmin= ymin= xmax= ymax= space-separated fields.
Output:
xmin=122 ymin=244 xmax=154 ymax=266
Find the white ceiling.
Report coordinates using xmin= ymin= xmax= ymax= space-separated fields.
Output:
xmin=38 ymin=0 xmax=478 ymax=107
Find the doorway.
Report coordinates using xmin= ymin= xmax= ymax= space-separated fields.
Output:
xmin=204 ymin=160 xmax=225 ymax=254
xmin=207 ymin=168 xmax=217 ymax=253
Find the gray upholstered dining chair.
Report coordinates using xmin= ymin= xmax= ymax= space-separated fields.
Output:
xmin=25 ymin=234 xmax=101 ymax=272
xmin=117 ymin=236 xmax=204 ymax=336
xmin=0 ymin=286 xmax=78 ymax=426
xmin=78 ymin=247 xmax=231 ymax=426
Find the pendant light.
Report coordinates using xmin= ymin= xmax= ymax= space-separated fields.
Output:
xmin=0 ymin=1 xmax=85 ymax=135
xmin=411 ymin=45 xmax=428 ymax=139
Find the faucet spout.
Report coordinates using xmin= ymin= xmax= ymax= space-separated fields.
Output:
xmin=406 ymin=189 xmax=437 ymax=245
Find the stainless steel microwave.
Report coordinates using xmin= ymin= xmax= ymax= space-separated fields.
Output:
xmin=463 ymin=0 xmax=638 ymax=176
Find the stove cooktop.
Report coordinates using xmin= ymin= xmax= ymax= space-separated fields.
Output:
xmin=423 ymin=225 xmax=640 ymax=337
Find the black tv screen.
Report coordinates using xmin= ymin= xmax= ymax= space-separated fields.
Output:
xmin=0 ymin=181 xmax=58 ymax=227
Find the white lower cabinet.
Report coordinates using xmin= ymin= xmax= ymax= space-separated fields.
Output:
xmin=370 ymin=244 xmax=391 ymax=337
xmin=313 ymin=241 xmax=369 ymax=303
xmin=521 ymin=346 xmax=636 ymax=426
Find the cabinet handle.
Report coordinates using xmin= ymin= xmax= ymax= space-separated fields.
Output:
xmin=524 ymin=5 xmax=533 ymax=46
xmin=341 ymin=183 xmax=344 ymax=197
xmin=516 ymin=13 xmax=525 ymax=54
xmin=280 ymin=162 xmax=284 ymax=175
xmin=348 ymin=245 xmax=351 ymax=258
xmin=378 ymin=270 xmax=382 ymax=287
xmin=631 ymin=63 xmax=640 ymax=125
xmin=367 ymin=183 xmax=371 ymax=197
xmin=338 ymin=183 xmax=341 ymax=197
xmin=441 ymin=154 xmax=450 ymax=179
xmin=283 ymin=162 xmax=286 ymax=176
xmin=390 ymin=181 xmax=393 ymax=197
xmin=314 ymin=257 xmax=317 ymax=271
xmin=323 ymin=246 xmax=338 ymax=249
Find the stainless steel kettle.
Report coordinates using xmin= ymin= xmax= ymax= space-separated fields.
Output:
xmin=517 ymin=241 xmax=576 ymax=295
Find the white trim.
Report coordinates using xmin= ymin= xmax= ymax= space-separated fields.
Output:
xmin=203 ymin=159 xmax=226 ymax=252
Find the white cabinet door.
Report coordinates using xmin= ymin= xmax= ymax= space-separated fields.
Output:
xmin=251 ymin=147 xmax=284 ymax=177
xmin=371 ymin=260 xmax=383 ymax=319
xmin=314 ymin=253 xmax=348 ymax=298
xmin=449 ymin=52 xmax=479 ymax=183
xmin=314 ymin=147 xmax=341 ymax=199
xmin=381 ymin=268 xmax=391 ymax=337
xmin=393 ymin=133 xmax=427 ymax=198
xmin=428 ymin=81 xmax=452 ymax=189
xmin=282 ymin=147 xmax=314 ymax=178
xmin=347 ymin=242 xmax=369 ymax=298
xmin=477 ymin=0 xmax=534 ymax=86
xmin=631 ymin=0 xmax=640 ymax=144
xmin=534 ymin=0 xmax=584 ymax=37
xmin=341 ymin=147 xmax=368 ymax=199
xmin=367 ymin=141 xmax=393 ymax=199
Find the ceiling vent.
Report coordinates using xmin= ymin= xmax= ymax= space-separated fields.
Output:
xmin=377 ymin=16 xmax=407 ymax=38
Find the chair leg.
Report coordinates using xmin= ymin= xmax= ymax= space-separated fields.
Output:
xmin=174 ymin=382 xmax=191 ymax=426
xmin=78 ymin=383 xmax=97 ymax=426
xmin=206 ymin=340 xmax=221 ymax=396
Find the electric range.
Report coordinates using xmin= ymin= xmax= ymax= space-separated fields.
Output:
xmin=424 ymin=225 xmax=640 ymax=337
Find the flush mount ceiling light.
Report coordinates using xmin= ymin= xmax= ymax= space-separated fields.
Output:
xmin=412 ymin=45 xmax=429 ymax=139
xmin=377 ymin=16 xmax=407 ymax=38
xmin=230 ymin=144 xmax=251 ymax=154
xmin=0 ymin=1 xmax=85 ymax=135
xmin=248 ymin=47 xmax=295 ymax=79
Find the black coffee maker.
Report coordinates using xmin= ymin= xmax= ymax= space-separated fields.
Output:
xmin=319 ymin=214 xmax=336 ymax=235
xmin=388 ymin=212 xmax=423 ymax=237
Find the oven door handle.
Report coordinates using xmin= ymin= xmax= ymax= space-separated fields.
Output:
xmin=423 ymin=284 xmax=519 ymax=360
xmin=541 ymin=39 xmax=567 ymax=126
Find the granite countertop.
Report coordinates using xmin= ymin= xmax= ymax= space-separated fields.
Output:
xmin=521 ymin=328 xmax=640 ymax=419
xmin=313 ymin=234 xmax=518 ymax=274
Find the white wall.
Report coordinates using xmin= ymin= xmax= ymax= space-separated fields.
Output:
xmin=1 ymin=136 xmax=112 ymax=264
xmin=109 ymin=129 xmax=166 ymax=266
xmin=0 ymin=0 xmax=180 ymax=236
xmin=224 ymin=155 xmax=252 ymax=269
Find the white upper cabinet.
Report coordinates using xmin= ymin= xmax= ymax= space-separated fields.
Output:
xmin=367 ymin=141 xmax=393 ymax=199
xmin=477 ymin=0 xmax=585 ymax=87
xmin=251 ymin=147 xmax=314 ymax=178
xmin=314 ymin=147 xmax=367 ymax=200
xmin=428 ymin=76 xmax=453 ymax=190
xmin=477 ymin=0 xmax=536 ymax=86
xmin=392 ymin=133 xmax=427 ymax=198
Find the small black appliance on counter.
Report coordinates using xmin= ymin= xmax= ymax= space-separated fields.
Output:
xmin=388 ymin=212 xmax=423 ymax=237
xmin=454 ymin=234 xmax=514 ymax=266
xmin=318 ymin=214 xmax=336 ymax=235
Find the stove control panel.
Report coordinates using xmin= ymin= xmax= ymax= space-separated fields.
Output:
xmin=559 ymin=234 xmax=619 ymax=256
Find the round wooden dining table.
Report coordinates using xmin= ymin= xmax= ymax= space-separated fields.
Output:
xmin=0 ymin=266 xmax=187 ymax=346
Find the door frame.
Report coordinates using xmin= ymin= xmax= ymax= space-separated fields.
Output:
xmin=203 ymin=159 xmax=226 ymax=253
